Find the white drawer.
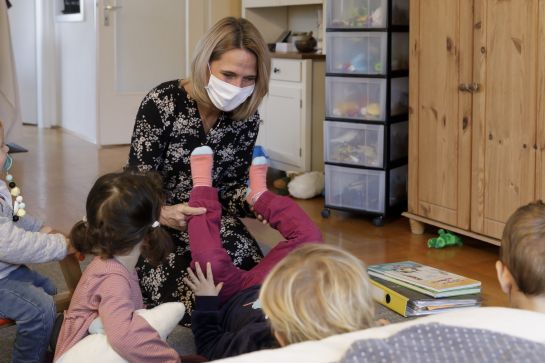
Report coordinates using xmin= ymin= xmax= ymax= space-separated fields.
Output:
xmin=271 ymin=59 xmax=301 ymax=82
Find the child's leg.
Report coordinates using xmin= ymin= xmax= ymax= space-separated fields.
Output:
xmin=241 ymin=159 xmax=323 ymax=289
xmin=0 ymin=266 xmax=56 ymax=362
xmin=188 ymin=147 xmax=245 ymax=301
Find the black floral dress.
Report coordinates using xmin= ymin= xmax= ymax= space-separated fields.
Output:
xmin=127 ymin=80 xmax=263 ymax=325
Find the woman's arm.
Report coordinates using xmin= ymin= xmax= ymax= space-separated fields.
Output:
xmin=127 ymin=85 xmax=206 ymax=230
xmin=127 ymin=91 xmax=170 ymax=172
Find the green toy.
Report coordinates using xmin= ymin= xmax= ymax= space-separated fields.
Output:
xmin=427 ymin=229 xmax=463 ymax=249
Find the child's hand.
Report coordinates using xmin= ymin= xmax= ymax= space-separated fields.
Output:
xmin=184 ymin=262 xmax=223 ymax=297
xmin=39 ymin=225 xmax=54 ymax=234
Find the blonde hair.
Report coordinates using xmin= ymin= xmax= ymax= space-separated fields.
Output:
xmin=259 ymin=244 xmax=375 ymax=345
xmin=501 ymin=200 xmax=545 ymax=296
xmin=188 ymin=17 xmax=271 ymax=121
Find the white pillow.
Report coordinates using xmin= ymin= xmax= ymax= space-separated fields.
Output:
xmin=214 ymin=307 xmax=545 ymax=363
xmin=57 ymin=302 xmax=185 ymax=363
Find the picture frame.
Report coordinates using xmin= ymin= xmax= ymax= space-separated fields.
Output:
xmin=56 ymin=0 xmax=84 ymax=22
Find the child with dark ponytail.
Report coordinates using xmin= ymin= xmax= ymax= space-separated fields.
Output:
xmin=54 ymin=172 xmax=180 ymax=363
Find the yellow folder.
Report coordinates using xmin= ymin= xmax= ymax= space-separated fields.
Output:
xmin=370 ymin=277 xmax=410 ymax=317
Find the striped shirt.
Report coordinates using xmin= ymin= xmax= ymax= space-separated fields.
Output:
xmin=54 ymin=256 xmax=179 ymax=362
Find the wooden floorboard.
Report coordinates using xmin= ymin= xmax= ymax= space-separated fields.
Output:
xmin=9 ymin=125 xmax=508 ymax=308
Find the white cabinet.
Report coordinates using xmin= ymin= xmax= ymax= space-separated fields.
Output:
xmin=258 ymin=58 xmax=313 ymax=171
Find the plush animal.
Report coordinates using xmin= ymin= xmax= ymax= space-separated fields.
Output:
xmin=288 ymin=171 xmax=325 ymax=199
xmin=56 ymin=302 xmax=185 ymax=363
xmin=428 ymin=229 xmax=463 ymax=249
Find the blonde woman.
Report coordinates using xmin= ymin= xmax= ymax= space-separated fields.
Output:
xmin=127 ymin=17 xmax=271 ymax=325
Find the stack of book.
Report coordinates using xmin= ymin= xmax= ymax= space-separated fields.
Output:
xmin=368 ymin=261 xmax=482 ymax=317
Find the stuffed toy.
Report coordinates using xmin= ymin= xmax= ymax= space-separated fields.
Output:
xmin=56 ymin=302 xmax=185 ymax=363
xmin=428 ymin=229 xmax=463 ymax=249
xmin=287 ymin=171 xmax=325 ymax=199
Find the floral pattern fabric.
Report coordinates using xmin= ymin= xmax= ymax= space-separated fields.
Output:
xmin=127 ymin=80 xmax=263 ymax=325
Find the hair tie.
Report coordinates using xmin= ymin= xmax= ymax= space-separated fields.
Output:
xmin=151 ymin=221 xmax=160 ymax=228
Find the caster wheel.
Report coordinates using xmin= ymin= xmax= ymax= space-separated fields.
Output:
xmin=321 ymin=208 xmax=331 ymax=218
xmin=372 ymin=216 xmax=385 ymax=227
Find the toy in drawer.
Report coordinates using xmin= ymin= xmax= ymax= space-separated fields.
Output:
xmin=326 ymin=77 xmax=386 ymax=121
xmin=391 ymin=77 xmax=409 ymax=115
xmin=327 ymin=0 xmax=388 ymax=29
xmin=326 ymin=32 xmax=387 ymax=75
xmin=325 ymin=121 xmax=384 ymax=167
xmin=325 ymin=164 xmax=386 ymax=213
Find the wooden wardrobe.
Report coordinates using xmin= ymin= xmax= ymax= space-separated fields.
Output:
xmin=404 ymin=0 xmax=545 ymax=245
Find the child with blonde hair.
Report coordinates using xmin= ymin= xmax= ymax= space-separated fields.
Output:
xmin=0 ymin=121 xmax=70 ymax=363
xmin=184 ymin=147 xmax=375 ymax=359
xmin=496 ymin=200 xmax=545 ymax=314
xmin=54 ymin=172 xmax=180 ymax=362
xmin=260 ymin=243 xmax=376 ymax=345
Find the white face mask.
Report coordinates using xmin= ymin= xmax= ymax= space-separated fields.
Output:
xmin=205 ymin=72 xmax=255 ymax=112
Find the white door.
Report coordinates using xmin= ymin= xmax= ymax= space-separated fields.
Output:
xmin=97 ymin=0 xmax=186 ymax=145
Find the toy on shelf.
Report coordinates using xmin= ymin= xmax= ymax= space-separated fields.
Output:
xmin=329 ymin=4 xmax=386 ymax=28
xmin=427 ymin=229 xmax=463 ymax=249
xmin=330 ymin=130 xmax=380 ymax=166
xmin=332 ymin=101 xmax=361 ymax=118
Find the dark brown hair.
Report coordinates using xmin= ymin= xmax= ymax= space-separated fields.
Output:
xmin=501 ymin=200 xmax=545 ymax=295
xmin=70 ymin=171 xmax=172 ymax=265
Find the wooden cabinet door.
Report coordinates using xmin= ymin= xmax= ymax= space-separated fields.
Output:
xmin=471 ymin=0 xmax=538 ymax=239
xmin=408 ymin=0 xmax=473 ymax=228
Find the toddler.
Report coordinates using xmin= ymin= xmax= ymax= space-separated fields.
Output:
xmin=54 ymin=172 xmax=180 ymax=362
xmin=0 ymin=121 xmax=69 ymax=362
xmin=184 ymin=146 xmax=375 ymax=359
xmin=497 ymin=201 xmax=545 ymax=314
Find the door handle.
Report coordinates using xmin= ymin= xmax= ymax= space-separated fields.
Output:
xmin=105 ymin=5 xmax=122 ymax=11
xmin=459 ymin=83 xmax=480 ymax=93
xmin=104 ymin=4 xmax=122 ymax=26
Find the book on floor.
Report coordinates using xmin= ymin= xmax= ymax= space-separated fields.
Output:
xmin=367 ymin=261 xmax=481 ymax=298
xmin=370 ymin=275 xmax=482 ymax=317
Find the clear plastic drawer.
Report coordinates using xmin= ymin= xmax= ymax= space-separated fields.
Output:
xmin=326 ymin=77 xmax=386 ymax=121
xmin=324 ymin=121 xmax=384 ymax=167
xmin=392 ymin=33 xmax=409 ymax=71
xmin=392 ymin=0 xmax=410 ymax=26
xmin=391 ymin=77 xmax=409 ymax=115
xmin=389 ymin=121 xmax=408 ymax=161
xmin=325 ymin=165 xmax=385 ymax=213
xmin=326 ymin=32 xmax=387 ymax=75
xmin=389 ymin=165 xmax=407 ymax=206
xmin=327 ymin=0 xmax=388 ymax=29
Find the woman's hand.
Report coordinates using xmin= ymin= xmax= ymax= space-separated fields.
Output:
xmin=184 ymin=262 xmax=223 ymax=297
xmin=160 ymin=203 xmax=207 ymax=231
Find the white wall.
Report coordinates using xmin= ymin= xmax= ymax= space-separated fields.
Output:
xmin=8 ymin=0 xmax=37 ymax=125
xmin=56 ymin=0 xmax=97 ymax=143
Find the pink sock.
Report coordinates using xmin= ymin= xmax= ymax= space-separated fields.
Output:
xmin=246 ymin=156 xmax=268 ymax=206
xmin=191 ymin=146 xmax=213 ymax=187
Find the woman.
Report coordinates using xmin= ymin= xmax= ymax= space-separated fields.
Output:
xmin=127 ymin=17 xmax=271 ymax=325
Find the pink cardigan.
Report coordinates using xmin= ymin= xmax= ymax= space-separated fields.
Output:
xmin=54 ymin=257 xmax=180 ymax=363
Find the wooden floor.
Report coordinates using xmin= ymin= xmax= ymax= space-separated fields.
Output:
xmin=9 ymin=125 xmax=508 ymax=308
